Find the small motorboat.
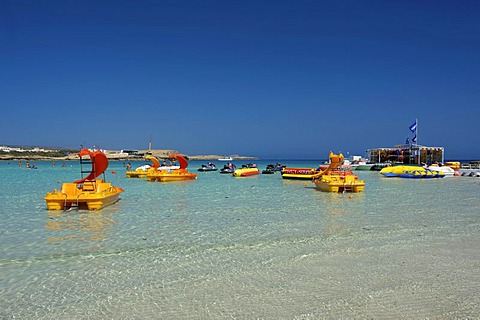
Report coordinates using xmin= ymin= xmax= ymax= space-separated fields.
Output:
xmin=198 ymin=162 xmax=218 ymax=172
xmin=312 ymin=152 xmax=365 ymax=193
xmin=218 ymin=156 xmax=233 ymax=161
xmin=352 ymin=159 xmax=375 ymax=171
xmin=220 ymin=163 xmax=236 ymax=174
xmin=233 ymin=163 xmax=259 ymax=177
xmin=262 ymin=164 xmax=276 ymax=174
xmin=427 ymin=164 xmax=455 ymax=176
xmin=45 ymin=148 xmax=124 ymax=210
xmin=147 ymin=154 xmax=197 ymax=182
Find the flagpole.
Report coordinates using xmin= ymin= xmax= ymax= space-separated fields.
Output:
xmin=416 ymin=118 xmax=420 ymax=164
xmin=416 ymin=118 xmax=418 ymax=147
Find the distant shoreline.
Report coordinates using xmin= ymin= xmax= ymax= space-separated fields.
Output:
xmin=2 ymin=156 xmax=478 ymax=164
xmin=0 ymin=148 xmax=477 ymax=163
xmin=0 ymin=150 xmax=258 ymax=162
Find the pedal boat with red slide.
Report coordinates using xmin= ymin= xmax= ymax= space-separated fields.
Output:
xmin=147 ymin=153 xmax=197 ymax=182
xmin=44 ymin=148 xmax=124 ymax=210
xmin=126 ymin=155 xmax=160 ymax=178
xmin=312 ymin=152 xmax=365 ymax=193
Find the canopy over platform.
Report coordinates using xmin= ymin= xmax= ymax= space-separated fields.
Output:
xmin=366 ymin=144 xmax=444 ymax=165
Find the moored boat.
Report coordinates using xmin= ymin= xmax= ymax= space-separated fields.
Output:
xmin=126 ymin=164 xmax=151 ymax=178
xmin=354 ymin=160 xmax=375 ymax=171
xmin=370 ymin=163 xmax=392 ymax=171
xmin=198 ymin=162 xmax=218 ymax=172
xmin=426 ymin=164 xmax=455 ymax=176
xmin=220 ymin=163 xmax=236 ymax=174
xmin=126 ymin=155 xmax=160 ymax=178
xmin=45 ymin=148 xmax=124 ymax=210
xmin=147 ymin=154 xmax=197 ymax=182
xmin=356 ymin=163 xmax=375 ymax=170
xmin=314 ymin=170 xmax=366 ymax=193
xmin=312 ymin=152 xmax=365 ymax=193
xmin=126 ymin=155 xmax=180 ymax=178
xmin=262 ymin=164 xmax=276 ymax=174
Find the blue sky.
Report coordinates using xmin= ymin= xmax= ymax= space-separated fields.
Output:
xmin=1 ymin=0 xmax=479 ymax=159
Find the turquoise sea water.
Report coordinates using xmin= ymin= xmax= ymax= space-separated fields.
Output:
xmin=1 ymin=160 xmax=479 ymax=319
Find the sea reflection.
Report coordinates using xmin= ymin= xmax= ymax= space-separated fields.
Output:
xmin=311 ymin=191 xmax=366 ymax=237
xmin=46 ymin=209 xmax=117 ymax=242
xmin=281 ymin=179 xmax=313 ymax=187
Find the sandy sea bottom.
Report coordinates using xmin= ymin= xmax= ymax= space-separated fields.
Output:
xmin=0 ymin=160 xmax=479 ymax=319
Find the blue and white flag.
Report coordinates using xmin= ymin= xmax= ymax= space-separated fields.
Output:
xmin=409 ymin=120 xmax=417 ymax=133
xmin=405 ymin=137 xmax=410 ymax=144
xmin=412 ymin=134 xmax=417 ymax=143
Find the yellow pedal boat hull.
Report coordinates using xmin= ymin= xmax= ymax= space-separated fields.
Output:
xmin=45 ymin=180 xmax=124 ymax=210
xmin=126 ymin=170 xmax=149 ymax=178
xmin=147 ymin=170 xmax=197 ymax=182
xmin=313 ymin=174 xmax=365 ymax=193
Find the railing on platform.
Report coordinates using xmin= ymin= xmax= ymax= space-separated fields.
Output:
xmin=461 ymin=163 xmax=480 ymax=169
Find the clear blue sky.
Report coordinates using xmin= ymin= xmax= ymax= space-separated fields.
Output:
xmin=1 ymin=0 xmax=479 ymax=159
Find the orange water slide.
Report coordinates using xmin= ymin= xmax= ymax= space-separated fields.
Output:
xmin=312 ymin=152 xmax=344 ymax=179
xmin=145 ymin=155 xmax=160 ymax=168
xmin=74 ymin=148 xmax=109 ymax=184
xmin=170 ymin=153 xmax=188 ymax=169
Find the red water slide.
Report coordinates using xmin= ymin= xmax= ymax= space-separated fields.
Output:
xmin=74 ymin=148 xmax=109 ymax=184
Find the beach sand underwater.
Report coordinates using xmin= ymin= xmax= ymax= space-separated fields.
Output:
xmin=0 ymin=160 xmax=479 ymax=319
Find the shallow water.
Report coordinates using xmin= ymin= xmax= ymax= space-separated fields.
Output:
xmin=1 ymin=160 xmax=479 ymax=319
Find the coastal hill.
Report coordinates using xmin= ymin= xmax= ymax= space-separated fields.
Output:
xmin=0 ymin=146 xmax=258 ymax=161
xmin=134 ymin=150 xmax=257 ymax=161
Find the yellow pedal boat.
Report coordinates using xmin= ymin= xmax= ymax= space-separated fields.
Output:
xmin=126 ymin=155 xmax=160 ymax=178
xmin=314 ymin=171 xmax=365 ymax=193
xmin=444 ymin=161 xmax=460 ymax=171
xmin=147 ymin=153 xmax=197 ymax=182
xmin=45 ymin=148 xmax=124 ymax=210
xmin=312 ymin=152 xmax=365 ymax=193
